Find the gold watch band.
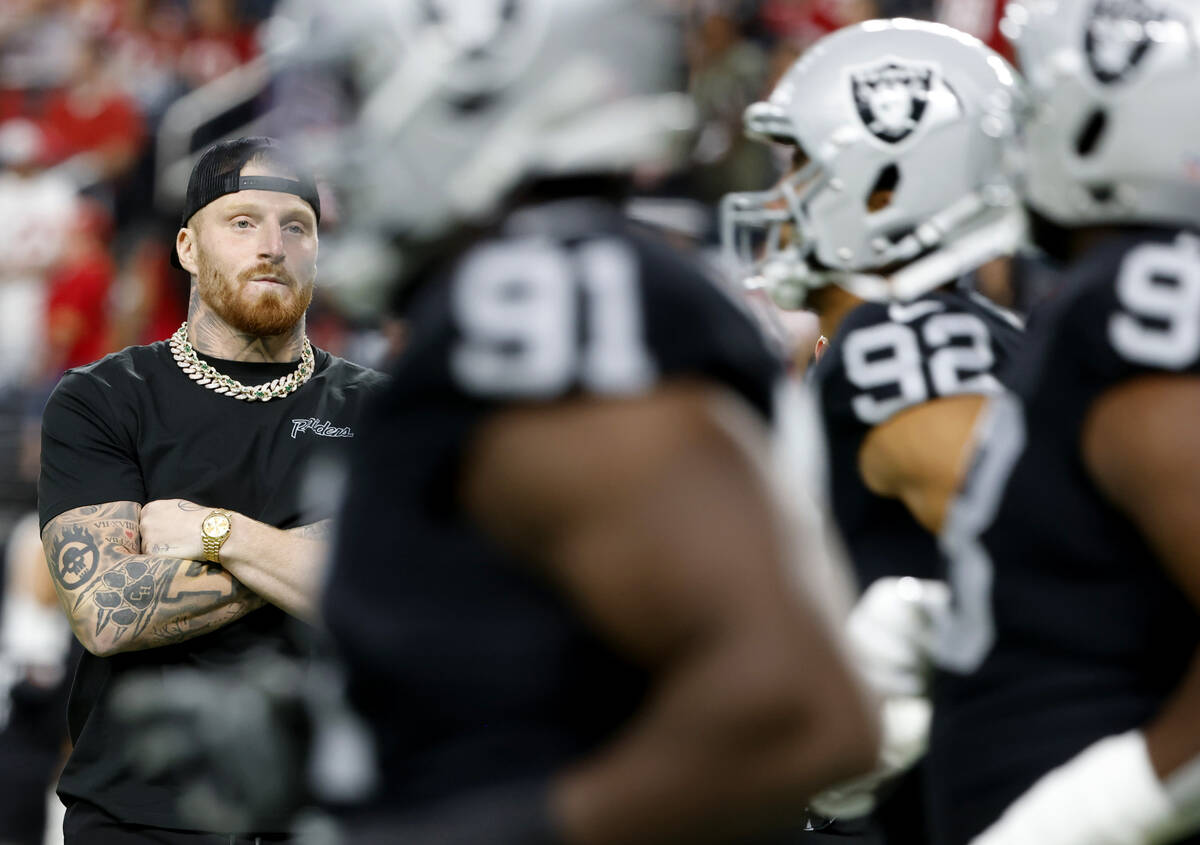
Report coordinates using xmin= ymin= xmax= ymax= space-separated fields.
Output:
xmin=202 ymin=534 xmax=224 ymax=563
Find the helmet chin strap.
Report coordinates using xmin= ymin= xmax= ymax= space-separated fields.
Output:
xmin=884 ymin=204 xmax=1026 ymax=301
xmin=762 ymin=203 xmax=1027 ymax=307
xmin=871 ymin=191 xmax=992 ymax=266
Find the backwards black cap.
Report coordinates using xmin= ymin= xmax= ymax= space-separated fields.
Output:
xmin=172 ymin=136 xmax=321 ymax=269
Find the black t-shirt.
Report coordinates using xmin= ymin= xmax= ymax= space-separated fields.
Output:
xmin=322 ymin=199 xmax=783 ymax=821
xmin=813 ymin=289 xmax=1023 ymax=589
xmin=928 ymin=229 xmax=1200 ymax=845
xmin=39 ymin=340 xmax=385 ymax=831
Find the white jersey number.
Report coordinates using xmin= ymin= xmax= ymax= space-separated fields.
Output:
xmin=451 ymin=238 xmax=656 ymax=397
xmin=843 ymin=304 xmax=1003 ymax=425
xmin=1109 ymin=234 xmax=1200 ymax=369
xmin=932 ymin=391 xmax=1025 ymax=674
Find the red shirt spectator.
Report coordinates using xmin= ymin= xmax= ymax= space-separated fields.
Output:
xmin=177 ymin=0 xmax=258 ymax=88
xmin=35 ymin=36 xmax=145 ymax=183
xmin=0 ymin=88 xmax=28 ymax=124
xmin=46 ymin=253 xmax=114 ymax=371
xmin=760 ymin=0 xmax=878 ymax=47
xmin=45 ymin=202 xmax=116 ymax=373
xmin=39 ymin=86 xmax=143 ymax=165
xmin=937 ymin=0 xmax=1014 ymax=62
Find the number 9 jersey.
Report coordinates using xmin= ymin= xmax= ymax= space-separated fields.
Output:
xmin=320 ymin=198 xmax=784 ymax=818
xmin=928 ymin=229 xmax=1200 ymax=845
xmin=812 ymin=288 xmax=1023 ymax=589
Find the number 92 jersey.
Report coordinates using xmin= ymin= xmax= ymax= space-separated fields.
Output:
xmin=928 ymin=229 xmax=1200 ymax=845
xmin=321 ymin=198 xmax=783 ymax=815
xmin=812 ymin=289 xmax=1023 ymax=588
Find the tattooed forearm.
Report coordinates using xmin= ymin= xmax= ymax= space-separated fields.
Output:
xmin=152 ymin=600 xmax=254 ymax=643
xmin=44 ymin=502 xmax=138 ymax=591
xmin=43 ymin=502 xmax=264 ymax=656
xmin=74 ymin=554 xmax=263 ymax=651
xmin=286 ymin=519 xmax=332 ymax=540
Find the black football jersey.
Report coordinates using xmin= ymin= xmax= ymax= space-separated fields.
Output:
xmin=928 ymin=229 xmax=1200 ymax=845
xmin=322 ymin=199 xmax=783 ymax=818
xmin=813 ymin=289 xmax=1023 ymax=589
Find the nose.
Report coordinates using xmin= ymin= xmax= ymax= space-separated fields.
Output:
xmin=257 ymin=221 xmax=285 ymax=263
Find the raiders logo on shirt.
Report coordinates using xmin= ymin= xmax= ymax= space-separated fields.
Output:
xmin=1085 ymin=0 xmax=1174 ymax=85
xmin=850 ymin=59 xmax=936 ymax=144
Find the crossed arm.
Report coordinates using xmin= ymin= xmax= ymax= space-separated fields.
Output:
xmin=138 ymin=499 xmax=329 ymax=623
xmin=42 ymin=502 xmax=265 ymax=657
xmin=43 ymin=500 xmax=332 ymax=656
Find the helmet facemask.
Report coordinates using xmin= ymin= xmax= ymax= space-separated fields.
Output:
xmin=721 ymin=155 xmax=831 ymax=311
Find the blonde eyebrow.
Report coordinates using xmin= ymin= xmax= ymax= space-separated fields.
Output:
xmin=281 ymin=210 xmax=316 ymax=226
xmin=222 ymin=202 xmax=316 ymax=226
xmin=223 ymin=203 xmax=266 ymax=218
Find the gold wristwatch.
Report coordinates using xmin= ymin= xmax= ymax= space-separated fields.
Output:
xmin=200 ymin=510 xmax=233 ymax=563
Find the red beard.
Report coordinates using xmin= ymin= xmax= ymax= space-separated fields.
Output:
xmin=196 ymin=257 xmax=313 ymax=337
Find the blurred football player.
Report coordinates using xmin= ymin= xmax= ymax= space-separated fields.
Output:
xmin=721 ymin=18 xmax=1028 ymax=841
xmin=302 ymin=0 xmax=880 ymax=843
xmin=926 ymin=1 xmax=1200 ymax=843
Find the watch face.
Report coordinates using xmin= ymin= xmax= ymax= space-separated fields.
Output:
xmin=203 ymin=514 xmax=231 ymax=539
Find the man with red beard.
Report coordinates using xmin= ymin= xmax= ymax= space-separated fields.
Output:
xmin=36 ymin=137 xmax=385 ymax=843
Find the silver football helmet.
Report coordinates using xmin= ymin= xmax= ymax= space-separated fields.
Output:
xmin=721 ymin=19 xmax=1028 ymax=308
xmin=268 ymin=0 xmax=694 ymax=242
xmin=1002 ymin=0 xmax=1200 ymax=227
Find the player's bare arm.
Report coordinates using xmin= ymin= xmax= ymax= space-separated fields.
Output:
xmin=463 ymin=380 xmax=879 ymax=844
xmin=859 ymin=393 xmax=990 ymax=534
xmin=139 ymin=499 xmax=328 ymax=623
xmin=42 ymin=502 xmax=264 ymax=658
xmin=1083 ymin=375 xmax=1200 ymax=787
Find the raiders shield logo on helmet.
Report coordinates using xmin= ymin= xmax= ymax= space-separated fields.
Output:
xmin=420 ymin=0 xmax=517 ymax=54
xmin=850 ymin=59 xmax=935 ymax=144
xmin=1085 ymin=0 xmax=1171 ymax=84
xmin=415 ymin=0 xmax=543 ymax=101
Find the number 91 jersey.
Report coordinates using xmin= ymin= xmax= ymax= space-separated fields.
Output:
xmin=322 ymin=198 xmax=783 ymax=815
xmin=812 ymin=289 xmax=1023 ymax=588
xmin=928 ymin=229 xmax=1200 ymax=845
xmin=394 ymin=200 xmax=781 ymax=413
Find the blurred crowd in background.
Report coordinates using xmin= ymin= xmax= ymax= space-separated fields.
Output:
xmin=0 ymin=0 xmax=1008 ymax=587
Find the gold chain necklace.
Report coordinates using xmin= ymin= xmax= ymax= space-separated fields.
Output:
xmin=169 ymin=322 xmax=315 ymax=402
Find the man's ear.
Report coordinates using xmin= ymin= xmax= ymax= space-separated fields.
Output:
xmin=176 ymin=227 xmax=199 ymax=276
